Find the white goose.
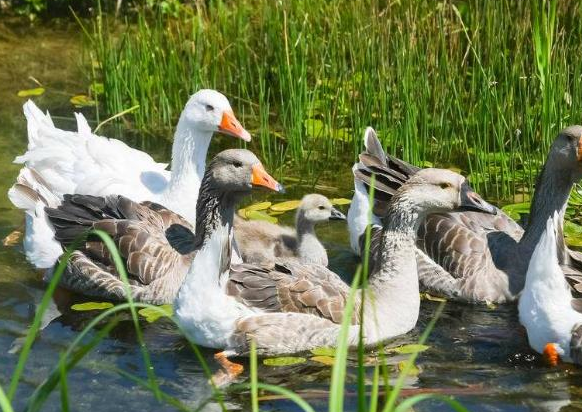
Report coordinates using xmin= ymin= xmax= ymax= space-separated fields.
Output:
xmin=9 ymin=90 xmax=250 ymax=269
xmin=519 ymin=213 xmax=582 ymax=366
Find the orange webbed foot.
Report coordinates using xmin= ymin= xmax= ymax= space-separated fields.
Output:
xmin=210 ymin=351 xmax=244 ymax=387
xmin=543 ymin=343 xmax=560 ymax=367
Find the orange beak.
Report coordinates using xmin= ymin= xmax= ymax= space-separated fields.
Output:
xmin=251 ymin=164 xmax=285 ymax=193
xmin=577 ymin=134 xmax=582 ymax=162
xmin=218 ymin=110 xmax=251 ymax=142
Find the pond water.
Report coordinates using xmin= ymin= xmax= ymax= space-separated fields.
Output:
xmin=1 ymin=21 xmax=582 ymax=412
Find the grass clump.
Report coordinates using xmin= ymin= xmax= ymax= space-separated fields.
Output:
xmin=84 ymin=0 xmax=579 ymax=200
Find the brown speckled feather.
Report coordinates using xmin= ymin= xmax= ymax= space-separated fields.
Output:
xmin=46 ymin=194 xmax=194 ymax=303
xmin=227 ymin=260 xmax=358 ymax=325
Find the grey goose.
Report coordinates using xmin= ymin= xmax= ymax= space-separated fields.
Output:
xmin=348 ymin=126 xmax=582 ymax=304
xmin=234 ymin=193 xmax=346 ymax=266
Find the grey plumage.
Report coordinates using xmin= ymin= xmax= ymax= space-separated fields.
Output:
xmin=219 ymin=168 xmax=495 ymax=356
xmin=353 ymin=126 xmax=582 ymax=303
xmin=234 ymin=194 xmax=346 ymax=266
xmin=40 ymin=149 xmax=270 ymax=304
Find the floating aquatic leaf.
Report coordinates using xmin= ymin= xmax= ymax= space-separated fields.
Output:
xmin=71 ymin=302 xmax=114 ymax=311
xmin=310 ymin=346 xmax=336 ymax=356
xmin=270 ymin=200 xmax=301 ymax=212
xmin=17 ymin=87 xmax=45 ymax=97
xmin=421 ymin=293 xmax=447 ymax=302
xmin=70 ymin=94 xmax=96 ymax=107
xmin=3 ymin=230 xmax=22 ymax=247
xmin=398 ymin=361 xmax=420 ymax=376
xmin=246 ymin=210 xmax=278 ymax=224
xmin=304 ymin=118 xmax=326 ymax=138
xmin=566 ymin=237 xmax=582 ymax=247
xmin=330 ymin=198 xmax=351 ymax=206
xmin=91 ymin=82 xmax=105 ymax=95
xmin=311 ymin=355 xmax=335 ymax=366
xmin=390 ymin=344 xmax=430 ymax=354
xmin=237 ymin=209 xmax=248 ymax=219
xmin=501 ymin=202 xmax=530 ymax=221
xmin=244 ymin=201 xmax=272 ymax=212
xmin=263 ymin=356 xmax=306 ymax=366
xmin=138 ymin=304 xmax=173 ymax=323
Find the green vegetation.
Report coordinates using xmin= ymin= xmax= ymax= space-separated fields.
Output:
xmin=83 ymin=0 xmax=579 ymax=200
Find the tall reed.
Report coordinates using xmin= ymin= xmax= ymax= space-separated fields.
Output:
xmin=84 ymin=0 xmax=582 ymax=199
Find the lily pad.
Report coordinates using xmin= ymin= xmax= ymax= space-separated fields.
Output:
xmin=330 ymin=198 xmax=351 ymax=206
xmin=138 ymin=304 xmax=173 ymax=323
xmin=70 ymin=94 xmax=96 ymax=107
xmin=398 ymin=361 xmax=420 ymax=376
xmin=246 ymin=210 xmax=278 ymax=224
xmin=17 ymin=87 xmax=45 ymax=97
xmin=390 ymin=344 xmax=430 ymax=354
xmin=421 ymin=293 xmax=447 ymax=302
xmin=91 ymin=83 xmax=104 ymax=95
xmin=263 ymin=356 xmax=306 ymax=366
xmin=270 ymin=200 xmax=301 ymax=212
xmin=501 ymin=202 xmax=530 ymax=221
xmin=71 ymin=302 xmax=114 ymax=311
xmin=310 ymin=346 xmax=336 ymax=356
xmin=3 ymin=230 xmax=22 ymax=247
xmin=311 ymin=355 xmax=335 ymax=366
xmin=244 ymin=201 xmax=272 ymax=212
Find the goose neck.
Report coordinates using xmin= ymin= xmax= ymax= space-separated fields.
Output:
xmin=193 ymin=180 xmax=238 ymax=251
xmin=519 ymin=164 xmax=574 ymax=261
xmin=361 ymin=192 xmax=421 ymax=341
xmin=165 ymin=115 xmax=213 ymax=201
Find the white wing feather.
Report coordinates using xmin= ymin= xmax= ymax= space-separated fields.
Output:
xmin=15 ymin=100 xmax=170 ymax=202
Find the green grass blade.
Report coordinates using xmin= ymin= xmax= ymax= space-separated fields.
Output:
xmin=59 ymin=355 xmax=70 ymax=412
xmin=0 ymin=385 xmax=14 ymax=412
xmin=250 ymin=340 xmax=259 ymax=412
xmin=328 ymin=266 xmax=361 ymax=412
xmin=393 ymin=393 xmax=470 ymax=412
xmin=382 ymin=302 xmax=446 ymax=412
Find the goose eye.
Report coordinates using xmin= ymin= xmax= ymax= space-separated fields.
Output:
xmin=233 ymin=161 xmax=243 ymax=168
xmin=439 ymin=182 xmax=452 ymax=189
xmin=318 ymin=205 xmax=326 ymax=210
xmin=205 ymin=104 xmax=214 ymax=112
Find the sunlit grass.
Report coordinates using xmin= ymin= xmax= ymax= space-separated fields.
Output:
xmin=82 ymin=0 xmax=579 ymax=200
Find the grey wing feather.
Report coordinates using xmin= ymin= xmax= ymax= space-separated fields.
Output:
xmin=570 ymin=323 xmax=582 ymax=365
xmin=227 ymin=261 xmax=356 ymax=324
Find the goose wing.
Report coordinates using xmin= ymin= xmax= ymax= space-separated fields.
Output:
xmin=46 ymin=194 xmax=192 ymax=286
xmin=227 ymin=261 xmax=356 ymax=324
xmin=16 ymin=101 xmax=169 ymax=202
xmin=416 ymin=211 xmax=524 ymax=301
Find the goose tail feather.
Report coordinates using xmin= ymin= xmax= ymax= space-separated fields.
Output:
xmin=8 ymin=167 xmax=63 ymax=269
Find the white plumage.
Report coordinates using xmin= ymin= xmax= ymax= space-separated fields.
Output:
xmin=9 ymin=90 xmax=250 ymax=270
xmin=518 ymin=212 xmax=582 ymax=362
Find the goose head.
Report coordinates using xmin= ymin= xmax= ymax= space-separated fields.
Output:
xmin=182 ymin=89 xmax=251 ymax=142
xmin=547 ymin=125 xmax=582 ymax=181
xmin=401 ymin=168 xmax=497 ymax=215
xmin=207 ymin=149 xmax=285 ymax=195
xmin=296 ymin=194 xmax=346 ymax=225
